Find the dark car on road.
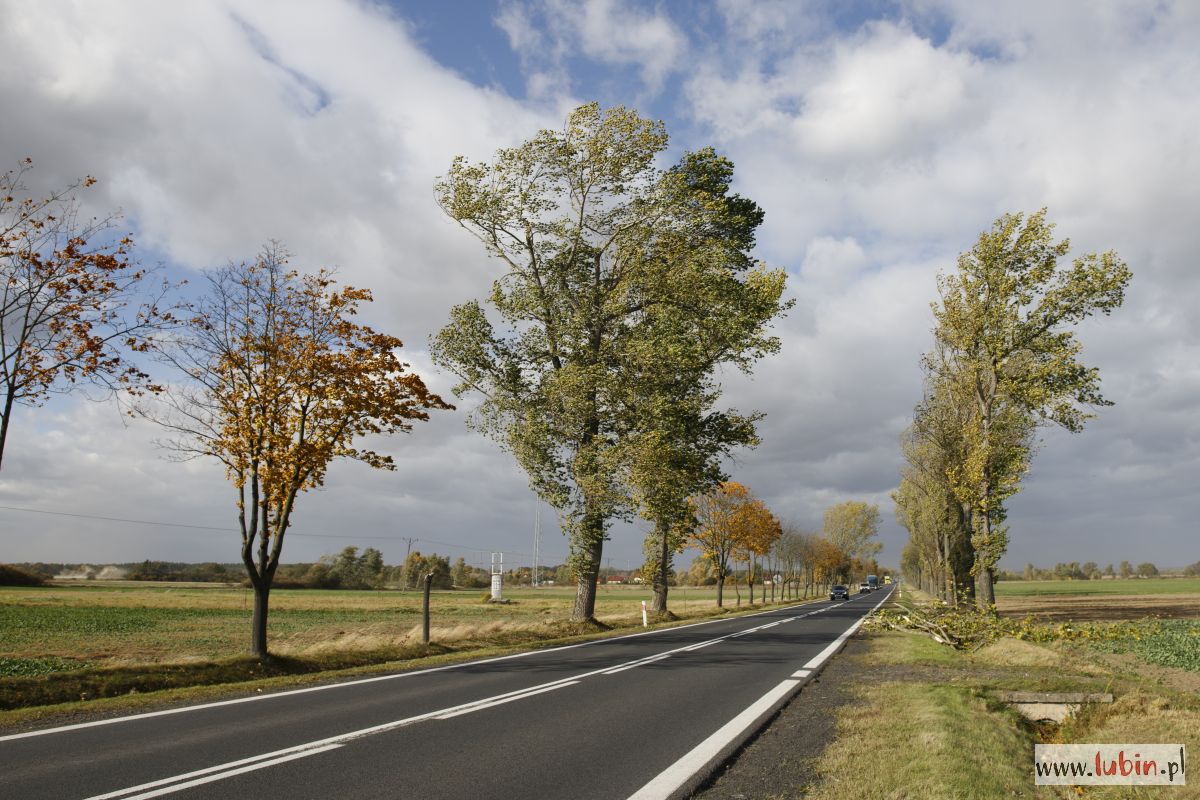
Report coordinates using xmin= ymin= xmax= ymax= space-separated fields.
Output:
xmin=830 ymin=585 xmax=849 ymax=600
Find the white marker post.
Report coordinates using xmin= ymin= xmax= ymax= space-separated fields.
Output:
xmin=641 ymin=600 xmax=648 ymax=627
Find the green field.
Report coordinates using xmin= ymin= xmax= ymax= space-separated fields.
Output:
xmin=994 ymin=577 xmax=1200 ymax=597
xmin=0 ymin=581 xmax=788 ymax=673
xmin=0 ymin=580 xmax=815 ymax=712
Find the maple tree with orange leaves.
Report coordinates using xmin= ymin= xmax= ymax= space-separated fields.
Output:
xmin=0 ymin=159 xmax=177 ymax=470
xmin=141 ymin=244 xmax=450 ymax=657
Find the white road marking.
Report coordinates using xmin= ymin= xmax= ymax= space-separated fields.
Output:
xmin=801 ymin=591 xmax=891 ymax=671
xmin=626 ymin=678 xmax=801 ymax=800
xmin=602 ymin=653 xmax=674 ymax=675
xmin=92 ymin=745 xmax=344 ymax=800
xmin=433 ymin=680 xmax=579 ymax=719
xmin=70 ymin=599 xmax=847 ymax=800
xmin=0 ymin=599 xmax=823 ymax=744
xmin=626 ymin=588 xmax=894 ymax=800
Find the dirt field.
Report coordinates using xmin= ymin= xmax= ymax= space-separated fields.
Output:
xmin=996 ymin=592 xmax=1200 ymax=621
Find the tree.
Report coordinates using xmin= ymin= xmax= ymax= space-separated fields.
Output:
xmin=822 ymin=502 xmax=882 ymax=561
xmin=621 ymin=147 xmax=785 ymax=616
xmin=451 ymin=556 xmax=470 ymax=588
xmin=689 ymin=481 xmax=758 ymax=607
xmin=930 ymin=209 xmax=1131 ymax=608
xmin=1136 ymin=562 xmax=1159 ymax=578
xmin=684 ymin=555 xmax=716 ymax=586
xmin=0 ymin=159 xmax=177 ymax=469
xmin=812 ymin=538 xmax=848 ymax=591
xmin=895 ymin=373 xmax=983 ymax=605
xmin=404 ymin=551 xmax=453 ymax=589
xmin=1119 ymin=560 xmax=1133 ymax=578
xmin=431 ymin=103 xmax=787 ymax=621
xmin=140 ymin=245 xmax=449 ymax=657
xmin=733 ymin=500 xmax=781 ymax=604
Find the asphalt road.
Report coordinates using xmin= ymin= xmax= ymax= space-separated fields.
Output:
xmin=0 ymin=586 xmax=893 ymax=800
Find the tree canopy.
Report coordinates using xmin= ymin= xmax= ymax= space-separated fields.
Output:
xmin=432 ymin=103 xmax=787 ymax=621
xmin=142 ymin=245 xmax=449 ymax=656
xmin=901 ymin=209 xmax=1131 ymax=606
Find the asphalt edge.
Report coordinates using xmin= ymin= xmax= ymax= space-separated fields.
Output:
xmin=666 ymin=589 xmax=894 ymax=800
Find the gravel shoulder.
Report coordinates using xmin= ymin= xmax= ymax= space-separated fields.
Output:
xmin=691 ymin=634 xmax=873 ymax=800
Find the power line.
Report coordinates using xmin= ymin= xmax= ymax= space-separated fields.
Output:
xmin=0 ymin=504 xmax=228 ymax=532
xmin=0 ymin=503 xmax=572 ymax=563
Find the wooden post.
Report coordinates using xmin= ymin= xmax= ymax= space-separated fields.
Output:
xmin=422 ymin=572 xmax=433 ymax=644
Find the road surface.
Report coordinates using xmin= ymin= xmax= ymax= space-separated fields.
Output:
xmin=0 ymin=587 xmax=892 ymax=800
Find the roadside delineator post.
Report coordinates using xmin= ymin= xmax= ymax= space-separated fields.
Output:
xmin=641 ymin=600 xmax=648 ymax=627
xmin=422 ymin=572 xmax=433 ymax=644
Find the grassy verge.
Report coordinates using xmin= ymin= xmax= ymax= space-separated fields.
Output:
xmin=0 ymin=592 xmax=818 ymax=727
xmin=802 ymin=595 xmax=1200 ymax=799
xmin=805 ymin=678 xmax=1032 ymax=799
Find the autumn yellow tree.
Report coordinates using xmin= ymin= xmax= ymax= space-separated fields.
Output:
xmin=929 ymin=209 xmax=1130 ymax=607
xmin=141 ymin=245 xmax=449 ymax=658
xmin=733 ymin=498 xmax=781 ymax=604
xmin=812 ymin=538 xmax=848 ymax=593
xmin=690 ymin=481 xmax=778 ymax=607
xmin=821 ymin=501 xmax=882 ymax=562
xmin=0 ymin=159 xmax=176 ymax=470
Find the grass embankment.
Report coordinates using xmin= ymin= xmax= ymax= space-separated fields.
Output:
xmin=0 ymin=582 xmax=811 ymax=721
xmin=805 ymin=601 xmax=1200 ymax=799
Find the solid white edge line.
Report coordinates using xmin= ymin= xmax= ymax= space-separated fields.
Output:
xmin=0 ymin=598 xmax=826 ymax=743
xmin=801 ymin=591 xmax=891 ymax=671
xmin=625 ymin=587 xmax=893 ymax=800
xmin=74 ymin=596 xmax=862 ymax=800
xmin=626 ymin=679 xmax=800 ymax=800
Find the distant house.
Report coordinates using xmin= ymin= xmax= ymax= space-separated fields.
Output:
xmin=606 ymin=575 xmax=625 ymax=584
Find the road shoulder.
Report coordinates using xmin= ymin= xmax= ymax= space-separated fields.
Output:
xmin=692 ymin=634 xmax=871 ymax=799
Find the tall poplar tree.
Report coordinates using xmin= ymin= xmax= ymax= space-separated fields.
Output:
xmin=432 ymin=104 xmax=787 ymax=621
xmin=930 ymin=209 xmax=1131 ymax=607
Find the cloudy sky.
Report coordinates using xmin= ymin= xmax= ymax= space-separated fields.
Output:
xmin=1 ymin=0 xmax=1196 ymax=575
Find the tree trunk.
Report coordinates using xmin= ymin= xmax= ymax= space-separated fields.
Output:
xmin=977 ymin=566 xmax=996 ymax=608
xmin=650 ymin=519 xmax=670 ymax=614
xmin=570 ymin=520 xmax=604 ymax=622
xmin=942 ymin=529 xmax=957 ymax=607
xmin=251 ymin=583 xmax=270 ymax=659
xmin=716 ymin=570 xmax=725 ymax=607
xmin=748 ymin=559 xmax=754 ymax=604
xmin=0 ymin=387 xmax=15 ymax=471
xmin=975 ymin=399 xmax=998 ymax=611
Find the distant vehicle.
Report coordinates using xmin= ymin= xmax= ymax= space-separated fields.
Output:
xmin=867 ymin=574 xmax=879 ymax=591
xmin=883 ymin=575 xmax=893 ymax=585
xmin=830 ymin=585 xmax=849 ymax=600
xmin=858 ymin=582 xmax=871 ymax=594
